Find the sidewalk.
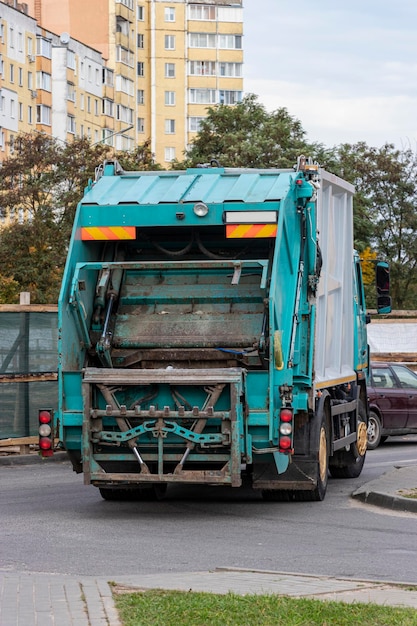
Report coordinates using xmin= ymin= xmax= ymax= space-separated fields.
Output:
xmin=1 ymin=453 xmax=417 ymax=625
xmin=2 ymin=567 xmax=417 ymax=626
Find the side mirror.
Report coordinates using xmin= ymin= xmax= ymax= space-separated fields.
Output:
xmin=376 ymin=262 xmax=391 ymax=314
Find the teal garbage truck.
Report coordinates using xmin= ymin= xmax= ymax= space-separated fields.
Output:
xmin=51 ymin=157 xmax=390 ymax=501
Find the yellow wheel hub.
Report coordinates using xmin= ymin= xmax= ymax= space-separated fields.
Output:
xmin=319 ymin=426 xmax=328 ymax=482
xmin=357 ymin=421 xmax=368 ymax=456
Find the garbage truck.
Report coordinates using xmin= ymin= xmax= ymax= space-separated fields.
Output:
xmin=48 ymin=157 xmax=391 ymax=501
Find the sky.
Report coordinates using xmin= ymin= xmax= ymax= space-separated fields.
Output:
xmin=243 ymin=0 xmax=417 ymax=149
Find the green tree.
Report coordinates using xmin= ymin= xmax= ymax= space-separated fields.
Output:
xmin=0 ymin=133 xmax=161 ymax=303
xmin=174 ymin=93 xmax=326 ymax=169
xmin=330 ymin=143 xmax=417 ymax=308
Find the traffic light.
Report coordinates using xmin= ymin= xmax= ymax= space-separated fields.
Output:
xmin=38 ymin=409 xmax=54 ymax=457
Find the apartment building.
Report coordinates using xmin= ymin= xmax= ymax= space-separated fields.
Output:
xmin=24 ymin=0 xmax=244 ymax=164
xmin=0 ymin=0 xmax=107 ymax=162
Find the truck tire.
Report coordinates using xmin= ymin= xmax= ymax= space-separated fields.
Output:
xmin=367 ymin=411 xmax=382 ymax=450
xmin=329 ymin=401 xmax=367 ymax=478
xmin=307 ymin=410 xmax=330 ymax=501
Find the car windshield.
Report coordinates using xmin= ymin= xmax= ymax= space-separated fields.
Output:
xmin=391 ymin=364 xmax=417 ymax=389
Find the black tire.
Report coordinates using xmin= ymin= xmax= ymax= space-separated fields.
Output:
xmin=329 ymin=401 xmax=367 ymax=478
xmin=308 ymin=411 xmax=330 ymax=501
xmin=367 ymin=411 xmax=383 ymax=450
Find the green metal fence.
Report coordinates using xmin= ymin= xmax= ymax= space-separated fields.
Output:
xmin=0 ymin=306 xmax=58 ymax=439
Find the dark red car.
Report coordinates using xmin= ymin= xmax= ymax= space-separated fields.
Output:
xmin=367 ymin=362 xmax=417 ymax=449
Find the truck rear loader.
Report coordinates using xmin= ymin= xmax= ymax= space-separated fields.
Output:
xmin=52 ymin=157 xmax=390 ymax=501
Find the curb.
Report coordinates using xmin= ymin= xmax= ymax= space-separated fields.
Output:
xmin=351 ymin=488 xmax=417 ymax=512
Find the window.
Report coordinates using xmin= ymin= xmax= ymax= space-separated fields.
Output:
xmin=27 ymin=71 xmax=33 ymax=89
xmin=116 ymin=46 xmax=134 ymax=67
xmin=103 ymin=67 xmax=114 ymax=87
xmin=116 ymin=16 xmax=129 ymax=36
xmin=28 ymin=105 xmax=33 ymax=124
xmin=103 ymin=99 xmax=114 ymax=116
xmin=10 ymin=64 xmax=14 ymax=83
xmin=67 ymin=50 xmax=75 ymax=70
xmin=9 ymin=27 xmax=14 ymax=49
xmin=165 ymin=119 xmax=175 ymax=134
xmin=94 ymin=99 xmax=99 ymax=116
xmin=165 ymin=91 xmax=175 ymax=106
xmin=67 ymin=82 xmax=75 ymax=102
xmin=165 ymin=35 xmax=175 ymax=50
xmin=37 ymin=71 xmax=51 ymax=91
xmin=219 ymin=34 xmax=242 ymax=49
xmin=137 ymin=117 xmax=144 ymax=132
xmin=116 ymin=104 xmax=133 ymax=124
xmin=18 ymin=67 xmax=23 ymax=86
xmin=18 ymin=102 xmax=23 ymax=122
xmin=67 ymin=115 xmax=76 ymax=134
xmin=137 ymin=62 xmax=144 ymax=76
xmin=137 ymin=5 xmax=144 ymax=20
xmin=189 ymin=117 xmax=205 ymax=132
xmin=18 ymin=32 xmax=23 ymax=52
xmin=165 ymin=7 xmax=175 ymax=21
xmin=165 ymin=147 xmax=176 ymax=162
xmin=165 ymin=63 xmax=175 ymax=78
xmin=137 ymin=34 xmax=144 ymax=48
xmin=115 ymin=75 xmax=134 ymax=96
xmin=37 ymin=37 xmax=52 ymax=59
xmin=80 ymin=93 xmax=84 ymax=110
xmin=189 ymin=61 xmax=216 ymax=76
xmin=219 ymin=90 xmax=242 ymax=105
xmin=189 ymin=5 xmax=216 ymax=20
xmin=116 ymin=0 xmax=133 ymax=9
xmin=137 ymin=89 xmax=144 ymax=104
xmin=10 ymin=100 xmax=15 ymax=119
xmin=219 ymin=62 xmax=242 ymax=77
xmin=189 ymin=88 xmax=216 ymax=104
xmin=87 ymin=96 xmax=91 ymax=113
xmin=189 ymin=33 xmax=216 ymax=48
xmin=36 ymin=104 xmax=51 ymax=125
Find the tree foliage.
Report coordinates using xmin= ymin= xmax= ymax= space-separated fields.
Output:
xmin=0 ymin=133 xmax=160 ymax=303
xmin=175 ymin=94 xmax=326 ymax=169
xmin=330 ymin=143 xmax=417 ymax=308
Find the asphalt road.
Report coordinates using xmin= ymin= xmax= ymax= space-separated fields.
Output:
xmin=1 ymin=436 xmax=416 ymax=583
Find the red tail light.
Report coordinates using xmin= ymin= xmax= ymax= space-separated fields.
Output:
xmin=39 ymin=409 xmax=54 ymax=457
xmin=279 ymin=408 xmax=294 ymax=453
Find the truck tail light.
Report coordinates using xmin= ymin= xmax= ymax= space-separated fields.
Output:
xmin=39 ymin=409 xmax=54 ymax=457
xmin=279 ymin=408 xmax=293 ymax=453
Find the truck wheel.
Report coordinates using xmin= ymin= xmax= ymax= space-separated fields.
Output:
xmin=308 ymin=412 xmax=329 ymax=501
xmin=367 ymin=411 xmax=382 ymax=450
xmin=329 ymin=401 xmax=367 ymax=478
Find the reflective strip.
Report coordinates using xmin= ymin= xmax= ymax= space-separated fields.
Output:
xmin=224 ymin=211 xmax=277 ymax=224
xmin=81 ymin=227 xmax=136 ymax=240
xmin=226 ymin=224 xmax=277 ymax=238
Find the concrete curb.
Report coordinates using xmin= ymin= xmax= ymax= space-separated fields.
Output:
xmin=351 ymin=465 xmax=417 ymax=513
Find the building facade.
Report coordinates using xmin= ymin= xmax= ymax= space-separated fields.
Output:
xmin=0 ymin=0 xmax=107 ymax=161
xmin=22 ymin=0 xmax=244 ymax=164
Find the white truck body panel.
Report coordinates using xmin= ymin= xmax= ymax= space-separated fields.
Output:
xmin=314 ymin=170 xmax=356 ymax=387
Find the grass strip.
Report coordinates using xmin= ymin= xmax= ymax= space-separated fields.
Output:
xmin=114 ymin=589 xmax=417 ymax=626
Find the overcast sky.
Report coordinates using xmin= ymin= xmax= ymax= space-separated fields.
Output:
xmin=243 ymin=0 xmax=417 ymax=149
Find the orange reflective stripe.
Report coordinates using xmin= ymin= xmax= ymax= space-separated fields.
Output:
xmin=226 ymin=224 xmax=277 ymax=238
xmin=81 ymin=227 xmax=136 ymax=240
